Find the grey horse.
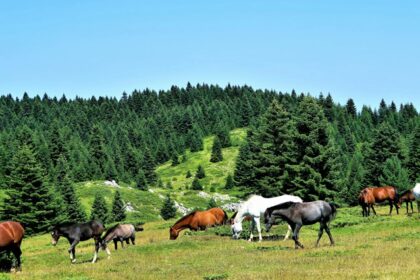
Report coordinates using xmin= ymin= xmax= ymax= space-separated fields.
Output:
xmin=264 ymin=201 xmax=337 ymax=249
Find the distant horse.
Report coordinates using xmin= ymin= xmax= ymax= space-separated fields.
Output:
xmin=231 ymin=195 xmax=303 ymax=242
xmin=358 ymin=186 xmax=399 ymax=216
xmin=358 ymin=188 xmax=376 ymax=217
xmin=0 ymin=221 xmax=24 ymax=272
xmin=101 ymin=224 xmax=136 ymax=251
xmin=264 ymin=201 xmax=337 ymax=249
xmin=169 ymin=207 xmax=227 ymax=240
xmin=397 ymin=190 xmax=416 ymax=214
xmin=51 ymin=220 xmax=109 ymax=263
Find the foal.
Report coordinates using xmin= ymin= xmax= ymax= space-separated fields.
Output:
xmin=398 ymin=190 xmax=417 ymax=214
xmin=265 ymin=201 xmax=337 ymax=249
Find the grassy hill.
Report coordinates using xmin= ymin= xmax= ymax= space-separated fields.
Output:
xmin=2 ymin=206 xmax=419 ymax=279
xmin=73 ymin=128 xmax=247 ymax=223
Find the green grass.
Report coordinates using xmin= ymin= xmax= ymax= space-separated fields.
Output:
xmin=2 ymin=206 xmax=419 ymax=279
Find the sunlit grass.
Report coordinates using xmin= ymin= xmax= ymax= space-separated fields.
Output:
xmin=2 ymin=206 xmax=419 ymax=279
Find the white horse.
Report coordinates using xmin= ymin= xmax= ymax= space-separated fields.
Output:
xmin=413 ymin=183 xmax=420 ymax=199
xmin=231 ymin=194 xmax=303 ymax=242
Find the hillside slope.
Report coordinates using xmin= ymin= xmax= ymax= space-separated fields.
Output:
xmin=74 ymin=128 xmax=247 ymax=223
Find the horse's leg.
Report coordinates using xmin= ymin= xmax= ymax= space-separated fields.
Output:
xmin=255 ymin=219 xmax=262 ymax=242
xmin=120 ymin=238 xmax=124 ymax=248
xmin=371 ymin=205 xmax=377 ymax=216
xmin=131 ymin=235 xmax=136 ymax=245
xmin=292 ymin=223 xmax=304 ymax=249
xmin=248 ymin=219 xmax=255 ymax=242
xmin=114 ymin=240 xmax=118 ymax=250
xmin=92 ymin=238 xmax=100 ymax=263
xmin=389 ymin=200 xmax=393 ymax=215
xmin=11 ymin=245 xmax=22 ymax=272
xmin=410 ymin=202 xmax=413 ymax=214
xmin=284 ymin=224 xmax=292 ymax=240
xmin=315 ymin=223 xmax=325 ymax=247
xmin=68 ymin=240 xmax=79 ymax=263
xmin=325 ymin=224 xmax=335 ymax=246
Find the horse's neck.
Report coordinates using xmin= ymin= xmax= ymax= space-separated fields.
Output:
xmin=173 ymin=216 xmax=193 ymax=231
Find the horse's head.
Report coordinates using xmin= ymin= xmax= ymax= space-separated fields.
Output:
xmin=231 ymin=222 xmax=242 ymax=239
xmin=51 ymin=228 xmax=60 ymax=246
xmin=169 ymin=227 xmax=179 ymax=240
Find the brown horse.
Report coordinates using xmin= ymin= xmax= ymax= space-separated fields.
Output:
xmin=397 ymin=190 xmax=417 ymax=214
xmin=169 ymin=207 xmax=228 ymax=240
xmin=0 ymin=221 xmax=24 ymax=272
xmin=359 ymin=186 xmax=399 ymax=216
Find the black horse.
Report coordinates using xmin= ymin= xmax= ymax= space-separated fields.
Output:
xmin=264 ymin=201 xmax=337 ymax=249
xmin=51 ymin=220 xmax=109 ymax=263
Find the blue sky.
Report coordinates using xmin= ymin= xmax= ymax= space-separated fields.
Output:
xmin=1 ymin=0 xmax=419 ymax=109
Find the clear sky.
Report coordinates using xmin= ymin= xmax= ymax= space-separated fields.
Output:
xmin=1 ymin=0 xmax=419 ymax=109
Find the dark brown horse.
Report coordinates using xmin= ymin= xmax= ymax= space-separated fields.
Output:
xmin=0 ymin=221 xmax=24 ymax=271
xmin=359 ymin=186 xmax=399 ymax=217
xmin=169 ymin=207 xmax=228 ymax=240
xmin=397 ymin=190 xmax=417 ymax=214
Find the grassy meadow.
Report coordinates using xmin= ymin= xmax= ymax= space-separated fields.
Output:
xmin=1 ymin=205 xmax=419 ymax=280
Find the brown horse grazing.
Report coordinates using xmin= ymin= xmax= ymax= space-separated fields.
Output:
xmin=169 ymin=207 xmax=228 ymax=240
xmin=359 ymin=186 xmax=399 ymax=217
xmin=397 ymin=190 xmax=417 ymax=214
xmin=0 ymin=221 xmax=24 ymax=272
xmin=100 ymin=224 xmax=136 ymax=251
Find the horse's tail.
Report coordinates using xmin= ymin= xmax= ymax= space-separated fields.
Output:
xmin=328 ymin=202 xmax=338 ymax=222
xmin=222 ymin=209 xmax=228 ymax=225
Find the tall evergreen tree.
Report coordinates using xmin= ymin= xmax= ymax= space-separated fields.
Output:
xmin=90 ymin=192 xmax=109 ymax=223
xmin=340 ymin=151 xmax=365 ymax=205
xmin=407 ymin=125 xmax=420 ymax=181
xmin=345 ymin=98 xmax=357 ymax=118
xmin=210 ymin=136 xmax=223 ymax=163
xmin=216 ymin=125 xmax=232 ymax=148
xmin=89 ymin=124 xmax=108 ymax=177
xmin=136 ymin=170 xmax=148 ymax=191
xmin=111 ymin=190 xmax=126 ymax=222
xmin=195 ymin=165 xmax=206 ymax=179
xmin=171 ymin=152 xmax=180 ymax=166
xmin=160 ymin=195 xmax=177 ymax=220
xmin=2 ymin=145 xmax=60 ymax=235
xmin=379 ymin=156 xmax=411 ymax=190
xmin=191 ymin=177 xmax=203 ymax=190
xmin=56 ymin=156 xmax=86 ymax=222
xmin=142 ymin=148 xmax=157 ymax=184
xmin=225 ymin=174 xmax=234 ymax=189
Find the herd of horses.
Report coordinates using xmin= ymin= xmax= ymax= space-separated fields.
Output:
xmin=1 ymin=183 xmax=419 ymax=272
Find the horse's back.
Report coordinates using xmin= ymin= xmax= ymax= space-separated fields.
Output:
xmin=0 ymin=221 xmax=24 ymax=246
xmin=207 ymin=208 xmax=227 ymax=224
xmin=371 ymin=186 xmax=397 ymax=202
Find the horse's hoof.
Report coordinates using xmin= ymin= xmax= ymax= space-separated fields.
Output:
xmin=71 ymin=259 xmax=77 ymax=263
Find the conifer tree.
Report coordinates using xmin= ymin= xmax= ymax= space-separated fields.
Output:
xmin=56 ymin=156 xmax=86 ymax=222
xmin=191 ymin=177 xmax=203 ymax=190
xmin=160 ymin=195 xmax=176 ymax=220
xmin=2 ymin=145 xmax=60 ymax=234
xmin=90 ymin=192 xmax=109 ymax=223
xmin=89 ymin=124 xmax=108 ymax=177
xmin=407 ymin=125 xmax=420 ymax=181
xmin=340 ymin=151 xmax=365 ymax=205
xmin=171 ymin=152 xmax=179 ymax=166
xmin=186 ymin=170 xmax=192 ymax=178
xmin=216 ymin=125 xmax=232 ymax=148
xmin=225 ymin=174 xmax=234 ymax=189
xmin=136 ymin=170 xmax=148 ymax=191
xmin=142 ymin=148 xmax=157 ymax=184
xmin=210 ymin=136 xmax=223 ymax=163
xmin=364 ymin=122 xmax=402 ymax=186
xmin=346 ymin=98 xmax=357 ymax=118
xmin=379 ymin=156 xmax=411 ymax=190
xmin=196 ymin=165 xmax=206 ymax=179
xmin=111 ymin=190 xmax=126 ymax=222
xmin=208 ymin=198 xmax=217 ymax=208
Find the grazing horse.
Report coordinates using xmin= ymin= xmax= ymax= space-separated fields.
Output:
xmin=0 ymin=221 xmax=24 ymax=272
xmin=169 ymin=207 xmax=227 ymax=240
xmin=101 ymin=224 xmax=136 ymax=251
xmin=264 ymin=201 xmax=337 ymax=249
xmin=51 ymin=220 xmax=109 ymax=263
xmin=231 ymin=195 xmax=303 ymax=242
xmin=359 ymin=186 xmax=399 ymax=216
xmin=358 ymin=188 xmax=376 ymax=217
xmin=397 ymin=190 xmax=417 ymax=214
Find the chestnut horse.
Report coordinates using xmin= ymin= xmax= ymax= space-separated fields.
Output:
xmin=397 ymin=190 xmax=417 ymax=214
xmin=359 ymin=186 xmax=399 ymax=217
xmin=169 ymin=207 xmax=227 ymax=240
xmin=0 ymin=221 xmax=24 ymax=271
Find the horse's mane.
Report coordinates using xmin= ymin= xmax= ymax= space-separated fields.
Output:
xmin=266 ymin=201 xmax=297 ymax=214
xmin=173 ymin=211 xmax=197 ymax=226
xmin=103 ymin=223 xmax=120 ymax=237
xmin=399 ymin=189 xmax=412 ymax=196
